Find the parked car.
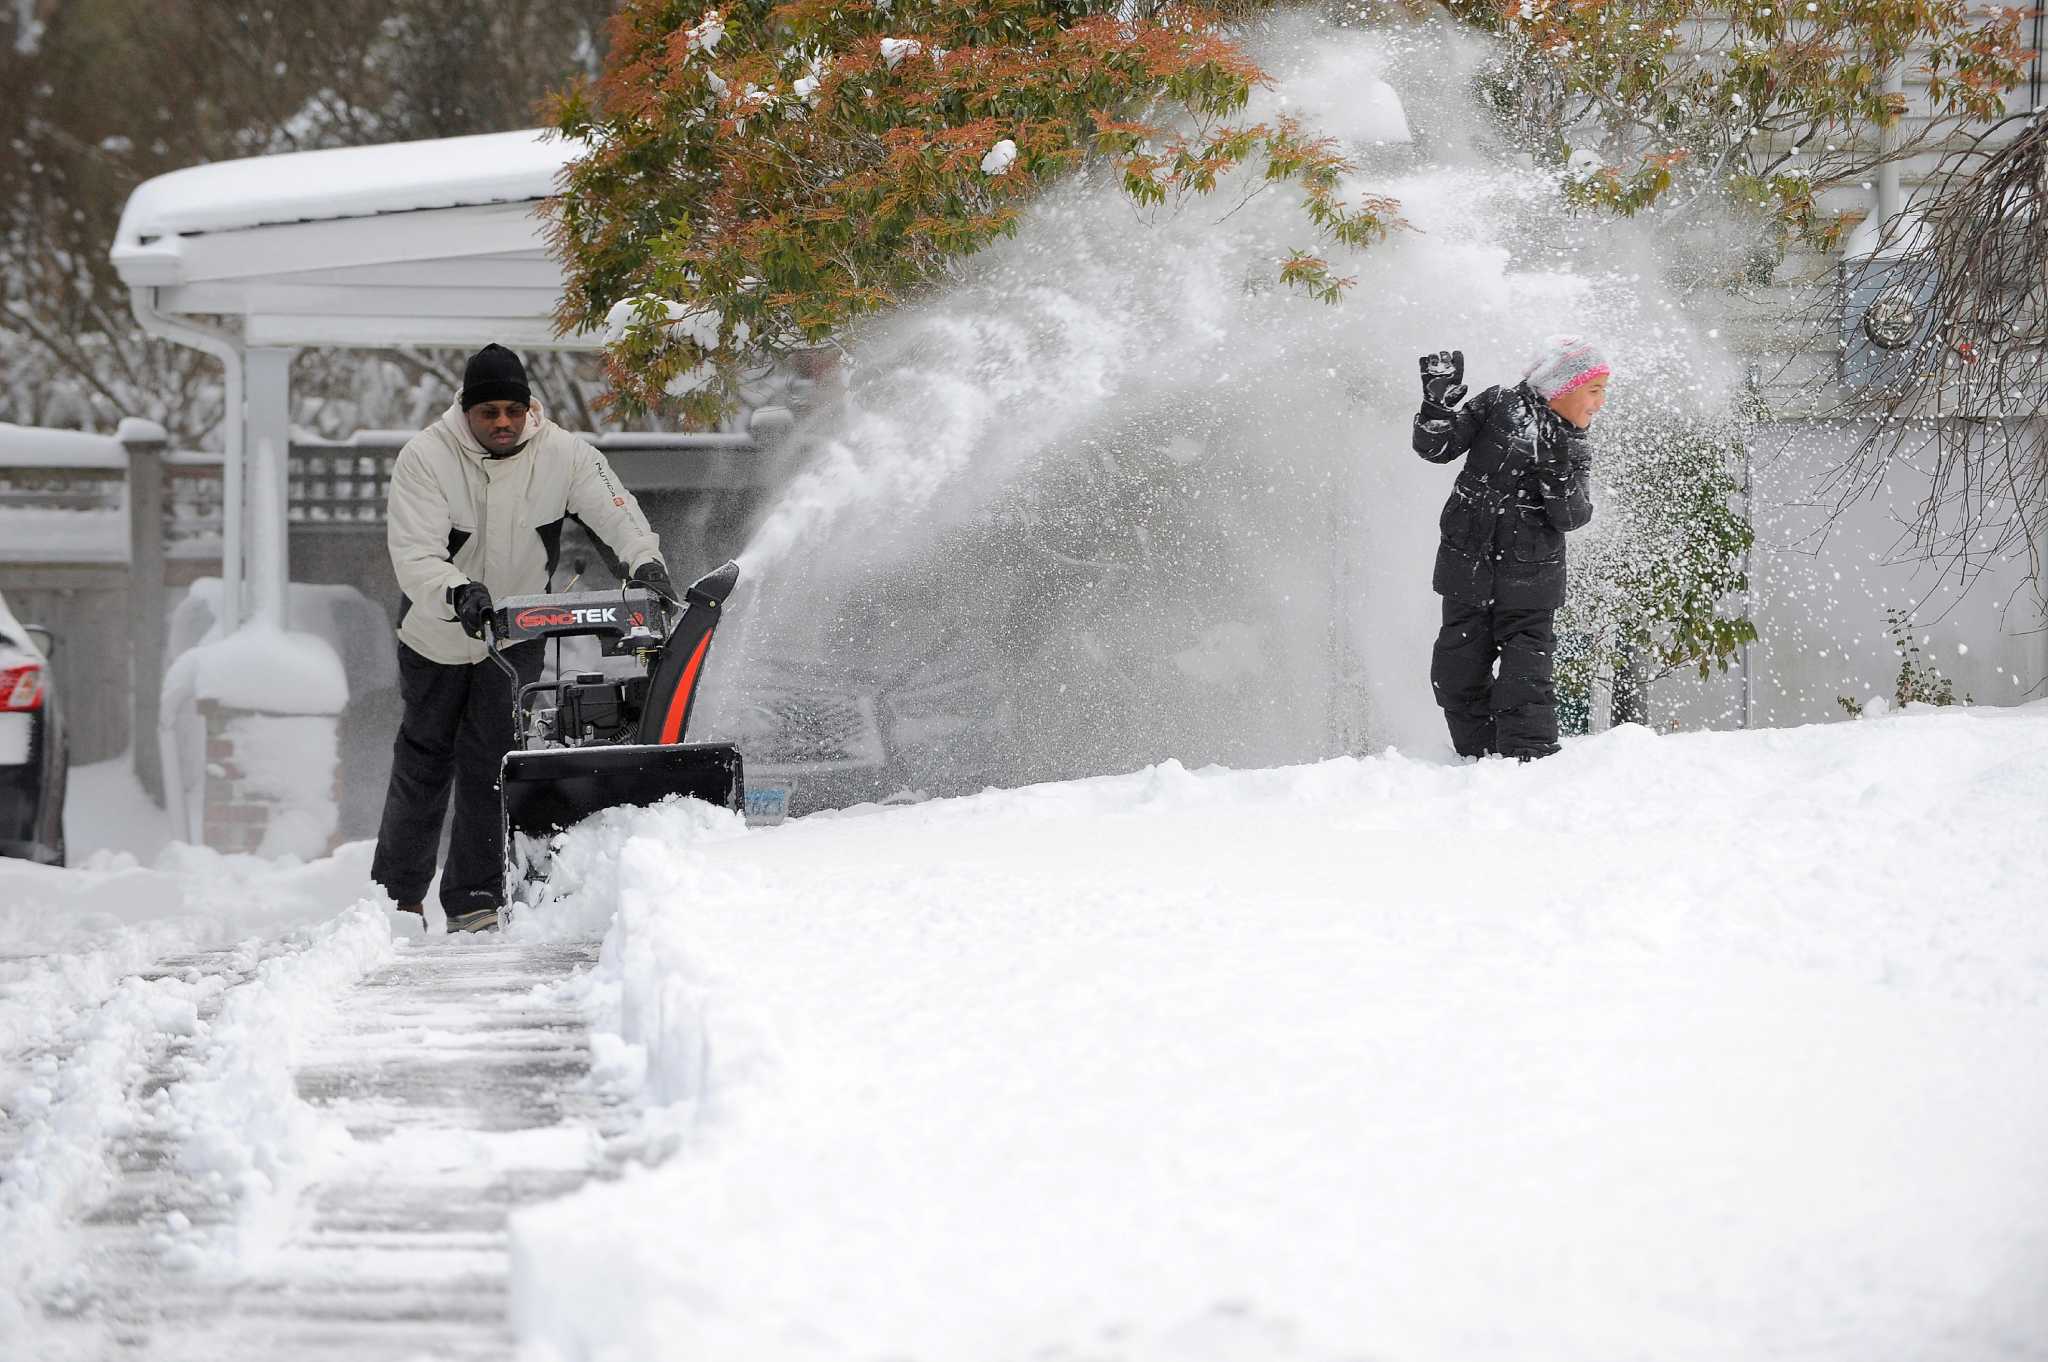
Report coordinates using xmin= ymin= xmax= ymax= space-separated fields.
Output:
xmin=0 ymin=591 xmax=66 ymax=866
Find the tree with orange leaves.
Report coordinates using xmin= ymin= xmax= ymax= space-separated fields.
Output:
xmin=546 ymin=0 xmax=1397 ymax=423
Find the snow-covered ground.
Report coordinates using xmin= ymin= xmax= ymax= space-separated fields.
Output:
xmin=5 ymin=708 xmax=2047 ymax=1360
xmin=508 ymin=703 xmax=2048 ymax=1362
xmin=1 ymin=757 xmax=398 ymax=1345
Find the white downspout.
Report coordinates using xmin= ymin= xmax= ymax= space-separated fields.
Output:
xmin=128 ymin=288 xmax=246 ymax=630
xmin=1877 ymin=63 xmax=1905 ymax=229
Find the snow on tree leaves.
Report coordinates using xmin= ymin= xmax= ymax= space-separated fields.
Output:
xmin=546 ymin=1 xmax=1403 ymax=424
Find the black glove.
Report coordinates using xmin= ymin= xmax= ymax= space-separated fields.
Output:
xmin=1533 ymin=426 xmax=1589 ymax=485
xmin=629 ymin=560 xmax=672 ymax=594
xmin=1419 ymin=349 xmax=1467 ymax=410
xmin=449 ymin=581 xmax=494 ymax=640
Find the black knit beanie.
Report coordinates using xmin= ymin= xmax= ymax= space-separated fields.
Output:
xmin=461 ymin=343 xmax=532 ymax=410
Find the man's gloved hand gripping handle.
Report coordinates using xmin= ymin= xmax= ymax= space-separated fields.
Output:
xmin=628 ymin=560 xmax=672 ymax=595
xmin=449 ymin=581 xmax=494 ymax=640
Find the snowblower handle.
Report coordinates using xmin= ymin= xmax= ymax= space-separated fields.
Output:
xmin=482 ymin=619 xmax=533 ymax=749
xmin=482 ymin=618 xmax=520 ymax=685
xmin=483 ymin=614 xmax=520 ymax=692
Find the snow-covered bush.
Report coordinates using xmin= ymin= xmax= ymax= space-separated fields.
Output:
xmin=1556 ymin=394 xmax=1758 ymax=732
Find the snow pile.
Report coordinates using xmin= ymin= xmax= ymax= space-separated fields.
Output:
xmin=980 ymin=138 xmax=1018 ymax=177
xmin=0 ymin=967 xmax=217 ymax=1335
xmin=171 ymin=622 xmax=348 ymax=716
xmin=0 ymin=423 xmax=125 ymax=469
xmin=165 ymin=579 xmax=393 ymax=714
xmin=685 ymin=9 xmax=725 ymax=59
xmin=509 ymin=706 xmax=2048 ymax=1362
xmin=0 ymin=843 xmax=396 ymax=1330
xmin=113 ymin=128 xmax=570 ymax=248
xmin=157 ymin=901 xmax=391 ymax=1271
xmin=223 ymin=714 xmax=341 ymax=859
xmin=879 ymin=36 xmax=923 ymax=69
xmin=113 ymin=417 xmax=168 ymax=446
xmin=158 ymin=624 xmax=345 ymax=850
xmin=793 ymin=54 xmax=830 ymax=107
xmin=155 ymin=585 xmax=364 ymax=850
xmin=54 ymin=758 xmax=172 ymax=872
xmin=506 ymin=798 xmax=753 ymax=1098
xmin=602 ymin=296 xmax=750 ymax=399
xmin=0 ymin=423 xmax=130 ymax=562
xmin=0 ymin=840 xmax=379 ymax=974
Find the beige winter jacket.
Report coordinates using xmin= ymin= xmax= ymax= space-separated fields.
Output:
xmin=388 ymin=401 xmax=664 ymax=665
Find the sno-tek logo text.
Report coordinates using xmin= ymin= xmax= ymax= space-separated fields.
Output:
xmin=514 ymin=606 xmax=621 ymax=630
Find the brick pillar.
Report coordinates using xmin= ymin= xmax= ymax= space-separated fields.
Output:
xmin=198 ymin=700 xmax=344 ymax=858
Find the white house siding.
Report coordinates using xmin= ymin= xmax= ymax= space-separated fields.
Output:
xmin=1634 ymin=24 xmax=2048 ymax=726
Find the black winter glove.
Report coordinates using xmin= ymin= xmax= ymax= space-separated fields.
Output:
xmin=629 ymin=560 xmax=672 ymax=595
xmin=1533 ymin=427 xmax=1590 ymax=487
xmin=1419 ymin=349 xmax=1468 ymax=410
xmin=449 ymin=581 xmax=494 ymax=640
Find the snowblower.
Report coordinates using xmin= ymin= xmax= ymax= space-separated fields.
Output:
xmin=485 ymin=560 xmax=744 ymax=905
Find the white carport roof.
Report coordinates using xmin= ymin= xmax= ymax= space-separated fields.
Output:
xmin=107 ymin=129 xmax=625 ymax=641
xmin=111 ymin=129 xmax=589 ymax=348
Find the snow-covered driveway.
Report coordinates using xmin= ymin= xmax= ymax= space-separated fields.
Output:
xmin=0 ymin=849 xmax=635 ymax=1360
xmin=5 ymin=706 xmax=2048 ymax=1362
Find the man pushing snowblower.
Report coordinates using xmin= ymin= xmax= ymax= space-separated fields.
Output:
xmin=371 ymin=343 xmax=676 ymax=933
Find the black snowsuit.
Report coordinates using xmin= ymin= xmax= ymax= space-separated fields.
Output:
xmin=1413 ymin=382 xmax=1594 ymax=758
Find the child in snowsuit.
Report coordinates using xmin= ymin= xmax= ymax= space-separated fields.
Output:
xmin=1412 ymin=335 xmax=1607 ymax=760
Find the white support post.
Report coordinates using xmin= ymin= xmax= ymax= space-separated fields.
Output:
xmin=244 ymin=347 xmax=296 ymax=629
xmin=220 ymin=355 xmax=246 ymax=632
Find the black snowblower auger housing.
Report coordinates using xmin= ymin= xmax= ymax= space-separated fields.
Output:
xmin=486 ymin=560 xmax=743 ymax=902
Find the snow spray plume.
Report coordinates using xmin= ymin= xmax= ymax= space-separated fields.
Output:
xmin=683 ymin=15 xmax=1737 ymax=802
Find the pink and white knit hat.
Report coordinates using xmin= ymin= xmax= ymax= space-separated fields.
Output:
xmin=1522 ymin=334 xmax=1611 ymax=400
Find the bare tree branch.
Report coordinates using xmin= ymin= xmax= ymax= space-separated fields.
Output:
xmin=1794 ymin=110 xmax=2048 ymax=593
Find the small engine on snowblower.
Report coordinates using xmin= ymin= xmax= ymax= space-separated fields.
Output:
xmin=485 ymin=560 xmax=744 ymax=907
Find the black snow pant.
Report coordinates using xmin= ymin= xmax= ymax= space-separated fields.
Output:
xmin=1429 ymin=598 xmax=1560 ymax=759
xmin=371 ymin=640 xmax=543 ymax=915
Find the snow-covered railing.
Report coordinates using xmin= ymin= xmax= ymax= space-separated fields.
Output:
xmin=0 ymin=426 xmax=223 ymax=557
xmin=284 ymin=429 xmax=764 ymax=527
xmin=0 ymin=423 xmax=126 ymax=519
xmin=4 ymin=424 xmax=780 ymax=541
xmin=0 ymin=464 xmax=124 ymax=512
